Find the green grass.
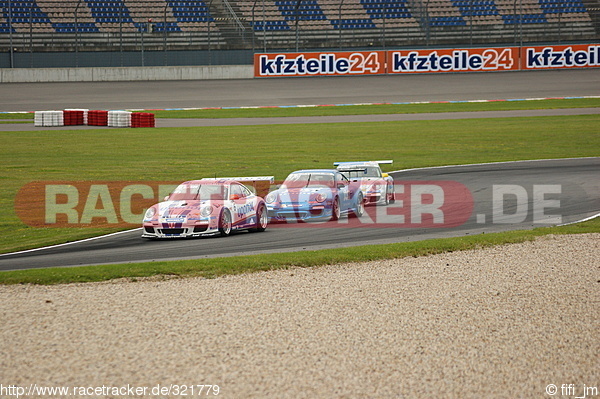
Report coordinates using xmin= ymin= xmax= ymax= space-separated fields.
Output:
xmin=0 ymin=217 xmax=597 ymax=285
xmin=0 ymin=113 xmax=33 ymax=120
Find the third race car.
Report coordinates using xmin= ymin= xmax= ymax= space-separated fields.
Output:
xmin=335 ymin=160 xmax=395 ymax=205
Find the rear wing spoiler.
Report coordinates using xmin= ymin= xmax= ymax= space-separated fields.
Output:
xmin=336 ymin=168 xmax=370 ymax=173
xmin=201 ymin=176 xmax=275 ymax=184
xmin=334 ymin=160 xmax=393 ymax=167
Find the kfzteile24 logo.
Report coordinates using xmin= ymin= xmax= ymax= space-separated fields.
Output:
xmin=524 ymin=45 xmax=600 ymax=69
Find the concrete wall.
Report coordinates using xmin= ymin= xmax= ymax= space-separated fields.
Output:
xmin=0 ymin=65 xmax=254 ymax=83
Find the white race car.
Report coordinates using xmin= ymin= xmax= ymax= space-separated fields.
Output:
xmin=334 ymin=160 xmax=395 ymax=205
xmin=142 ymin=176 xmax=273 ymax=238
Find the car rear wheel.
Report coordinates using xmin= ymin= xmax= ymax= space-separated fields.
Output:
xmin=252 ymin=203 xmax=268 ymax=232
xmin=218 ymin=209 xmax=232 ymax=237
xmin=331 ymin=197 xmax=340 ymax=221
xmin=388 ymin=184 xmax=395 ymax=204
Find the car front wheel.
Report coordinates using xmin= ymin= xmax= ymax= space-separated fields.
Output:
xmin=331 ymin=197 xmax=340 ymax=221
xmin=218 ymin=209 xmax=232 ymax=237
xmin=351 ymin=193 xmax=364 ymax=218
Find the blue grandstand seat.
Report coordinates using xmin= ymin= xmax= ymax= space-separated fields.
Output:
xmin=85 ymin=0 xmax=135 ymax=25
xmin=360 ymin=0 xmax=412 ymax=19
xmin=277 ymin=0 xmax=327 ymax=22
xmin=53 ymin=22 xmax=100 ymax=33
xmin=0 ymin=22 xmax=12 ymax=33
xmin=502 ymin=13 xmax=547 ymax=24
xmin=539 ymin=0 xmax=586 ymax=13
xmin=330 ymin=18 xmax=377 ymax=29
xmin=430 ymin=16 xmax=466 ymax=26
xmin=250 ymin=20 xmax=290 ymax=31
xmin=1 ymin=0 xmax=52 ymax=26
xmin=451 ymin=0 xmax=499 ymax=17
xmin=168 ymin=0 xmax=212 ymax=23
xmin=153 ymin=21 xmax=181 ymax=32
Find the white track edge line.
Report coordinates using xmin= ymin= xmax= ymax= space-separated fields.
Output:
xmin=558 ymin=212 xmax=600 ymax=226
xmin=389 ymin=156 xmax=600 ymax=175
xmin=0 ymin=228 xmax=142 ymax=258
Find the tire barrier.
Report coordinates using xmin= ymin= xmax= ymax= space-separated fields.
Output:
xmin=108 ymin=110 xmax=132 ymax=127
xmin=88 ymin=110 xmax=109 ymax=126
xmin=131 ymin=112 xmax=156 ymax=128
xmin=34 ymin=110 xmax=64 ymax=127
xmin=64 ymin=109 xmax=89 ymax=125
xmin=33 ymin=109 xmax=155 ymax=128
xmin=63 ymin=109 xmax=86 ymax=126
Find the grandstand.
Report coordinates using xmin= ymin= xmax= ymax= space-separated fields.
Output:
xmin=0 ymin=0 xmax=598 ymax=61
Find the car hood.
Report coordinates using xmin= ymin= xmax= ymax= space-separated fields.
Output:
xmin=276 ymin=187 xmax=331 ymax=203
xmin=156 ymin=200 xmax=213 ymax=218
xmin=349 ymin=177 xmax=380 ymax=188
xmin=353 ymin=177 xmax=379 ymax=182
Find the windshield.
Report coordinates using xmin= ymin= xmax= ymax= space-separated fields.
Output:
xmin=283 ymin=173 xmax=335 ymax=189
xmin=340 ymin=167 xmax=382 ymax=179
xmin=168 ymin=183 xmax=225 ymax=201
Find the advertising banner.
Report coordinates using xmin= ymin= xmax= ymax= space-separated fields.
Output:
xmin=254 ymin=45 xmax=599 ymax=77
xmin=254 ymin=51 xmax=386 ymax=77
xmin=387 ymin=47 xmax=519 ymax=74
xmin=521 ymin=44 xmax=600 ymax=70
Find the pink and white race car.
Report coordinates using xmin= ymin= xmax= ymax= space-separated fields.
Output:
xmin=334 ymin=160 xmax=395 ymax=205
xmin=142 ymin=177 xmax=273 ymax=238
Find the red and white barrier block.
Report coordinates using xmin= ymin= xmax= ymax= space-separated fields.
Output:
xmin=33 ymin=109 xmax=155 ymax=128
xmin=64 ymin=109 xmax=88 ymax=125
xmin=108 ymin=110 xmax=132 ymax=127
xmin=131 ymin=112 xmax=155 ymax=128
xmin=34 ymin=111 xmax=64 ymax=127
xmin=63 ymin=109 xmax=87 ymax=126
xmin=87 ymin=110 xmax=109 ymax=126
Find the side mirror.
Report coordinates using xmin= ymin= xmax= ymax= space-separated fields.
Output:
xmin=382 ymin=173 xmax=389 ymax=178
xmin=164 ymin=195 xmax=170 ymax=201
xmin=230 ymin=194 xmax=242 ymax=201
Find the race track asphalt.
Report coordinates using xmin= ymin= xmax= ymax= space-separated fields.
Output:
xmin=0 ymin=68 xmax=598 ymax=112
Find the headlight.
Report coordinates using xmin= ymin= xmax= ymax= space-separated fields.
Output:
xmin=265 ymin=192 xmax=277 ymax=204
xmin=200 ymin=205 xmax=213 ymax=217
xmin=144 ymin=207 xmax=156 ymax=219
xmin=315 ymin=193 xmax=326 ymax=203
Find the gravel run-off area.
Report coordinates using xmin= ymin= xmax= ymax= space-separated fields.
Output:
xmin=1 ymin=233 xmax=598 ymax=398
